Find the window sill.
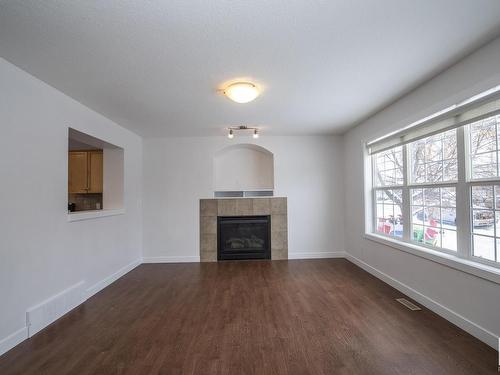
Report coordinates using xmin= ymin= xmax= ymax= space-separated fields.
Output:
xmin=363 ymin=232 xmax=500 ymax=285
xmin=67 ymin=208 xmax=125 ymax=222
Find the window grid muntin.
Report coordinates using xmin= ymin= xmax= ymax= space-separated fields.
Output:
xmin=370 ymin=124 xmax=500 ymax=270
xmin=374 ymin=188 xmax=403 ymax=239
xmin=409 ymin=129 xmax=458 ymax=185
xmin=469 ymin=115 xmax=500 ymax=181
xmin=470 ymin=184 xmax=499 ymax=263
xmin=410 ymin=187 xmax=457 ymax=251
xmin=373 ymin=146 xmax=404 ymax=187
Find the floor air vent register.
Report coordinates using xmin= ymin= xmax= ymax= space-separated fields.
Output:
xmin=396 ymin=298 xmax=422 ymax=311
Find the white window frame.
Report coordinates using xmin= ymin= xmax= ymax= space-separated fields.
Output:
xmin=368 ymin=124 xmax=500 ymax=273
xmin=407 ymin=182 xmax=459 ymax=256
xmin=371 ymin=146 xmax=405 ymax=240
xmin=468 ymin=182 xmax=500 ymax=266
xmin=405 ymin=128 xmax=460 ymax=255
xmin=467 ymin=115 xmax=500 ymax=182
xmin=466 ymin=118 xmax=500 ymax=268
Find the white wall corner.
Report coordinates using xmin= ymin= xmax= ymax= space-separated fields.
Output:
xmin=345 ymin=252 xmax=499 ymax=350
xmin=0 ymin=326 xmax=28 ymax=357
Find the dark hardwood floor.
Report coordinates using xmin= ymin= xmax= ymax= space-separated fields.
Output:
xmin=0 ymin=259 xmax=497 ymax=374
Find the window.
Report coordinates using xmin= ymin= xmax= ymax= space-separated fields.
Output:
xmin=375 ymin=189 xmax=403 ymax=238
xmin=411 ymin=187 xmax=456 ymax=251
xmin=469 ymin=115 xmax=500 ymax=180
xmin=372 ymin=146 xmax=404 ymax=238
xmin=373 ymin=146 xmax=403 ymax=187
xmin=370 ymin=111 xmax=500 ymax=269
xmin=409 ymin=129 xmax=457 ymax=183
xmin=471 ymin=185 xmax=499 ymax=262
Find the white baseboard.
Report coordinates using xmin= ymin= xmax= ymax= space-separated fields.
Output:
xmin=144 ymin=254 xmax=344 ymax=262
xmin=1 ymin=259 xmax=142 ymax=357
xmin=288 ymin=251 xmax=346 ymax=260
xmin=345 ymin=253 xmax=499 ymax=350
xmin=0 ymin=326 xmax=28 ymax=357
xmin=86 ymin=259 xmax=142 ymax=299
xmin=26 ymin=259 xmax=142 ymax=338
xmin=142 ymin=256 xmax=200 ymax=263
xmin=26 ymin=280 xmax=86 ymax=337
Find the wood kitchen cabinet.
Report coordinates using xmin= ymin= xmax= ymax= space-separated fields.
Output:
xmin=88 ymin=151 xmax=103 ymax=193
xmin=68 ymin=151 xmax=103 ymax=194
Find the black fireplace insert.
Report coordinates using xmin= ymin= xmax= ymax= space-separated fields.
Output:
xmin=217 ymin=216 xmax=271 ymax=260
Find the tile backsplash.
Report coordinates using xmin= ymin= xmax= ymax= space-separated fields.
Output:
xmin=68 ymin=193 xmax=103 ymax=212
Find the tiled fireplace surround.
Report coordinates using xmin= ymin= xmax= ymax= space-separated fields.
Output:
xmin=199 ymin=197 xmax=288 ymax=262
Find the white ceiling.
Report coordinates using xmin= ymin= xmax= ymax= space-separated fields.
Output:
xmin=1 ymin=1 xmax=500 ymax=137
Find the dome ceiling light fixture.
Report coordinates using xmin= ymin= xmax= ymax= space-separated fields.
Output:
xmin=223 ymin=82 xmax=260 ymax=103
xmin=227 ymin=126 xmax=260 ymax=139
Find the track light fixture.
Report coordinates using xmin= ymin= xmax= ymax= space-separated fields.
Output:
xmin=226 ymin=126 xmax=261 ymax=139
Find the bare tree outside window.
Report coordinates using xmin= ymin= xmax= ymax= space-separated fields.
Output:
xmin=373 ymin=147 xmax=404 ymax=237
xmin=374 ymin=147 xmax=404 ymax=187
xmin=470 ymin=115 xmax=500 ymax=179
xmin=468 ymin=115 xmax=500 ymax=262
xmin=373 ymin=130 xmax=459 ymax=248
xmin=410 ymin=129 xmax=457 ymax=184
xmin=371 ymin=112 xmax=500 ymax=265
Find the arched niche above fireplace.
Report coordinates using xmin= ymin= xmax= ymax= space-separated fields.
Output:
xmin=214 ymin=144 xmax=274 ymax=192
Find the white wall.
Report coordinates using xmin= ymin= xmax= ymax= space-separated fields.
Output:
xmin=0 ymin=58 xmax=142 ymax=351
xmin=343 ymin=36 xmax=500 ymax=348
xmin=214 ymin=144 xmax=274 ymax=191
xmin=143 ymin=136 xmax=344 ymax=261
xmin=103 ymin=148 xmax=125 ymax=210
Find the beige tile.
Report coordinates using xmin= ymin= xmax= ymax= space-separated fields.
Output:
xmin=271 ymin=230 xmax=288 ymax=250
xmin=218 ymin=199 xmax=237 ymax=216
xmin=272 ymin=248 xmax=288 ymax=260
xmin=271 ymin=197 xmax=287 ymax=215
xmin=252 ymin=198 xmax=271 ymax=215
xmin=200 ymin=233 xmax=217 ymax=252
xmin=200 ymin=250 xmax=217 ymax=262
xmin=271 ymin=214 xmax=287 ymax=232
xmin=236 ymin=199 xmax=253 ymax=215
xmin=200 ymin=199 xmax=217 ymax=217
xmin=200 ymin=216 xmax=217 ymax=235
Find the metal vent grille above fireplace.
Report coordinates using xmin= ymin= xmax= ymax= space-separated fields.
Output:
xmin=214 ymin=190 xmax=273 ymax=198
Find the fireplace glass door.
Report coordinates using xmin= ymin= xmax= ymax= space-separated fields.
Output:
xmin=217 ymin=216 xmax=271 ymax=260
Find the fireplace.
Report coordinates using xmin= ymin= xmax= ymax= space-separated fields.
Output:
xmin=217 ymin=216 xmax=271 ymax=260
xmin=200 ymin=198 xmax=287 ymax=262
